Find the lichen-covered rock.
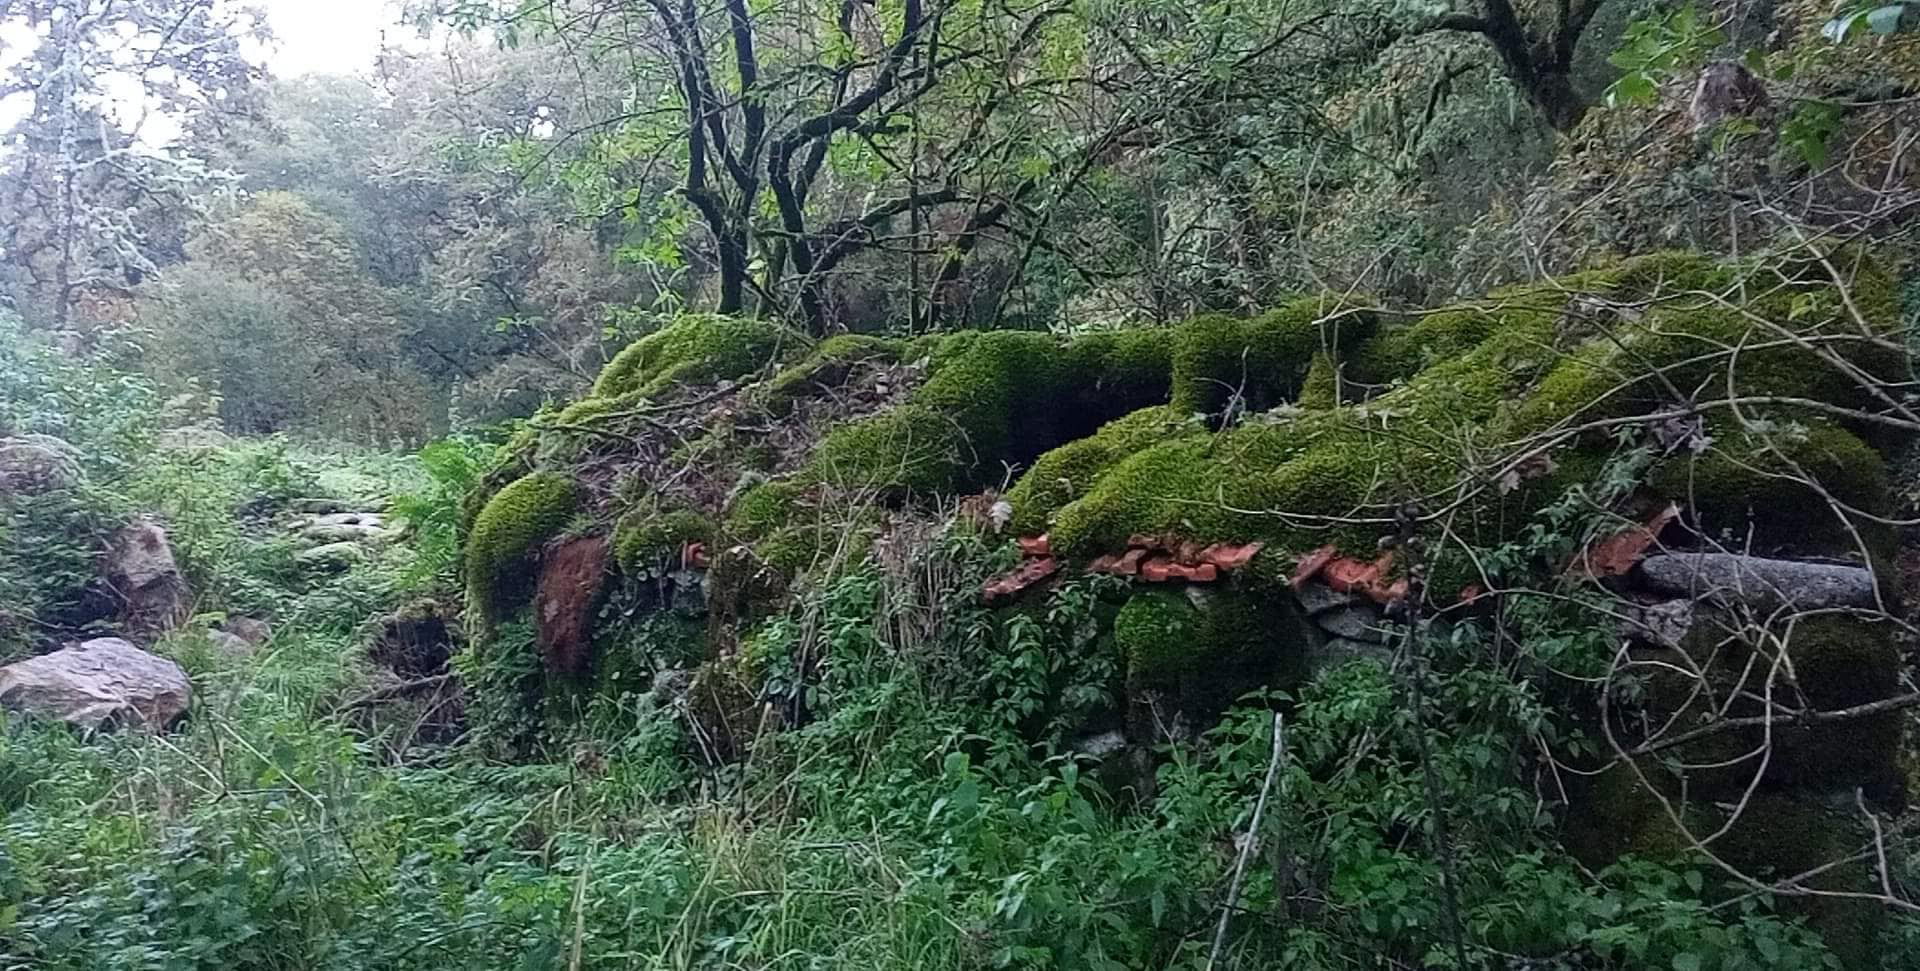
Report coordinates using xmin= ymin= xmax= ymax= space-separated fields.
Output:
xmin=1639 ymin=553 xmax=1880 ymax=612
xmin=296 ymin=541 xmax=368 ymax=570
xmin=104 ymin=519 xmax=189 ymax=637
xmin=0 ymin=434 xmax=81 ymax=494
xmin=0 ymin=637 xmax=191 ymax=731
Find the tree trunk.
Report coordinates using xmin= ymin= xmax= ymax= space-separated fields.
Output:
xmin=714 ymin=231 xmax=748 ymax=315
xmin=1532 ymin=70 xmax=1587 ymax=133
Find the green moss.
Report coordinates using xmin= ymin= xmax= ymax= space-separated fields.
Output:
xmin=1169 ymin=297 xmax=1374 ymax=414
xmin=613 ymin=507 xmax=714 ymax=572
xmin=1560 ymin=759 xmax=1698 ymax=867
xmin=721 ymin=479 xmax=871 ymax=576
xmin=1711 ymin=792 xmax=1882 ymax=968
xmin=1297 ymin=352 xmax=1341 ymax=409
xmin=1060 ymin=327 xmax=1178 ymax=407
xmin=1113 ymin=590 xmax=1197 ymax=686
xmin=1768 ymin=615 xmax=1902 ymax=791
xmin=1649 ymin=419 xmax=1893 ymax=558
xmin=1112 ymin=587 xmax=1304 ymax=713
xmin=1048 ymin=315 xmax=1572 ymax=560
xmin=1347 ymin=299 xmax=1553 ymax=389
xmin=465 ymin=471 xmax=578 ymax=621
xmin=764 ymin=334 xmax=906 ymax=406
xmin=807 ymin=327 xmax=1167 ymax=496
xmin=801 ymin=304 xmax=1378 ymax=501
xmin=1003 ymin=406 xmax=1199 ymax=535
xmin=593 ymin=314 xmax=807 ymax=400
xmin=553 ymin=390 xmax=645 ymax=426
xmin=727 ymin=480 xmax=808 ymax=540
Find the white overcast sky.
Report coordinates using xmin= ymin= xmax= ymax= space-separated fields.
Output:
xmin=252 ymin=0 xmax=407 ymax=77
xmin=0 ymin=1 xmax=417 ymax=138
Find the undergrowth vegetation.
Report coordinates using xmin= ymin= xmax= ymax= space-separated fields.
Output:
xmin=4 ymin=0 xmax=1920 ymax=966
xmin=3 ymin=300 xmax=1907 ymax=967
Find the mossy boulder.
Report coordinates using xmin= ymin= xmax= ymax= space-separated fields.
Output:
xmin=1002 ymin=406 xmax=1199 ymax=536
xmin=613 ymin=507 xmax=714 ymax=573
xmin=1761 ymin=615 xmax=1903 ymax=794
xmin=1167 ymin=298 xmax=1374 ymax=414
xmin=465 ymin=471 xmax=578 ymax=622
xmin=1024 ymin=250 xmax=1904 ymax=566
xmin=1630 ymin=613 xmax=1902 ymax=799
xmin=763 ymin=333 xmax=910 ymax=409
xmin=1112 ymin=586 xmax=1307 ymax=717
xmin=1712 ymin=792 xmax=1886 ymax=969
xmin=806 ymin=302 xmax=1377 ymax=500
xmin=593 ymin=314 xmax=807 ymax=400
xmin=1648 ymin=419 xmax=1894 ymax=560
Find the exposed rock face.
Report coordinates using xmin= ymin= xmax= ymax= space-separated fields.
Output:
xmin=535 ymin=536 xmax=611 ymax=676
xmin=104 ymin=520 xmax=190 ymax=637
xmin=0 ymin=434 xmax=81 ymax=495
xmin=0 ymin=637 xmax=191 ymax=731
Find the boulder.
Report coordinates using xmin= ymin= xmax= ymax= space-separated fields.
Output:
xmin=104 ymin=520 xmax=189 ymax=636
xmin=295 ymin=512 xmax=396 ymax=547
xmin=1638 ymin=553 xmax=1877 ymax=613
xmin=0 ymin=434 xmax=81 ymax=495
xmin=155 ymin=426 xmax=233 ymax=454
xmin=1306 ymin=636 xmax=1393 ymax=677
xmin=206 ymin=630 xmax=255 ymax=658
xmin=296 ymin=542 xmax=368 ymax=570
xmin=1315 ymin=605 xmax=1390 ymax=643
xmin=288 ymin=497 xmax=362 ymax=515
xmin=0 ymin=637 xmax=191 ymax=731
xmin=1294 ymin=581 xmax=1361 ymax=616
xmin=220 ymin=617 xmax=271 ymax=647
xmin=1619 ymin=600 xmax=1694 ymax=649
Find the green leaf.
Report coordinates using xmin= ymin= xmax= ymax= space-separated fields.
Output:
xmin=1672 ymin=953 xmax=1702 ymax=971
xmin=1822 ymin=11 xmax=1868 ymax=41
xmin=1605 ymin=73 xmax=1658 ymax=107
